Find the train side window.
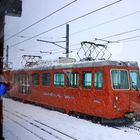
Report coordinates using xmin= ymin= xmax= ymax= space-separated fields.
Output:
xmin=82 ymin=72 xmax=92 ymax=88
xmin=111 ymin=70 xmax=129 ymax=89
xmin=32 ymin=73 xmax=39 ymax=86
xmin=130 ymin=71 xmax=140 ymax=90
xmin=42 ymin=73 xmax=50 ymax=86
xmin=94 ymin=71 xmax=103 ymax=89
xmin=54 ymin=73 xmax=64 ymax=87
xmin=66 ymin=72 xmax=79 ymax=87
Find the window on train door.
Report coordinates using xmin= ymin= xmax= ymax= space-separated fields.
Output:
xmin=94 ymin=71 xmax=103 ymax=89
xmin=66 ymin=72 xmax=79 ymax=87
xmin=42 ymin=73 xmax=50 ymax=86
xmin=130 ymin=71 xmax=140 ymax=90
xmin=111 ymin=70 xmax=129 ymax=89
xmin=82 ymin=72 xmax=92 ymax=88
xmin=54 ymin=73 xmax=64 ymax=87
xmin=32 ymin=73 xmax=39 ymax=86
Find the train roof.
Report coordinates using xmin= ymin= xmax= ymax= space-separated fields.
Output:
xmin=12 ymin=60 xmax=139 ymax=71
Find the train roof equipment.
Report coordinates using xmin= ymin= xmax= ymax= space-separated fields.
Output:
xmin=77 ymin=41 xmax=112 ymax=61
xmin=13 ymin=59 xmax=138 ymax=71
xmin=12 ymin=41 xmax=138 ymax=71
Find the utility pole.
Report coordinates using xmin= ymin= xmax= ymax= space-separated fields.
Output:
xmin=37 ymin=24 xmax=70 ymax=58
xmin=66 ymin=24 xmax=69 ymax=58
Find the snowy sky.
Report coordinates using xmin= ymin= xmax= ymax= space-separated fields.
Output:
xmin=4 ymin=0 xmax=140 ymax=68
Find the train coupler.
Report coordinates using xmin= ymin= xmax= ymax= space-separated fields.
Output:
xmin=125 ymin=112 xmax=135 ymax=119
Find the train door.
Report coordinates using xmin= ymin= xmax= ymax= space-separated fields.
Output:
xmin=111 ymin=69 xmax=130 ymax=112
xmin=130 ymin=70 xmax=140 ymax=113
xmin=26 ymin=74 xmax=31 ymax=94
xmin=19 ymin=74 xmax=22 ymax=93
xmin=93 ymin=69 xmax=104 ymax=116
xmin=20 ymin=73 xmax=31 ymax=94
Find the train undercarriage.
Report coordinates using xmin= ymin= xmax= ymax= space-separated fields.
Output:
xmin=8 ymin=96 xmax=138 ymax=126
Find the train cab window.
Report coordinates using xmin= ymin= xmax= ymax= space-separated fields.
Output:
xmin=54 ymin=73 xmax=64 ymax=86
xmin=94 ymin=71 xmax=103 ymax=89
xmin=111 ymin=70 xmax=129 ymax=89
xmin=130 ymin=71 xmax=140 ymax=90
xmin=82 ymin=72 xmax=92 ymax=88
xmin=66 ymin=72 xmax=79 ymax=87
xmin=42 ymin=73 xmax=50 ymax=86
xmin=32 ymin=73 xmax=39 ymax=86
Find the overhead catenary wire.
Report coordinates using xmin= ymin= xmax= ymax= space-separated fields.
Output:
xmin=40 ymin=45 xmax=80 ymax=55
xmin=117 ymin=35 xmax=140 ymax=42
xmin=18 ymin=43 xmax=80 ymax=54
xmin=38 ymin=9 xmax=140 ymax=44
xmin=122 ymin=38 xmax=140 ymax=43
xmin=5 ymin=0 xmax=78 ymax=41
xmin=9 ymin=0 xmax=122 ymax=48
xmin=69 ymin=10 xmax=140 ymax=36
xmin=17 ymin=33 xmax=140 ymax=58
xmin=101 ymin=27 xmax=140 ymax=39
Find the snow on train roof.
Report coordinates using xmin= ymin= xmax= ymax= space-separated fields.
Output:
xmin=13 ymin=60 xmax=138 ymax=71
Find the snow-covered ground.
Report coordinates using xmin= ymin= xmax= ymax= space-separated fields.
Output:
xmin=2 ymin=98 xmax=140 ymax=140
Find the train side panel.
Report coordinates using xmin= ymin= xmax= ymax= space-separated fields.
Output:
xmin=8 ymin=64 xmax=140 ymax=121
xmin=9 ymin=67 xmax=110 ymax=118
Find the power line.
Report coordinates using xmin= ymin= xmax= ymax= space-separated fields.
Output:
xmin=122 ymin=38 xmax=140 ymax=43
xmin=69 ymin=10 xmax=140 ymax=36
xmin=10 ymin=0 xmax=122 ymax=48
xmin=17 ymin=43 xmax=80 ymax=53
xmin=5 ymin=0 xmax=77 ymax=41
xmin=37 ymin=39 xmax=66 ymax=49
xmin=102 ymin=27 xmax=140 ymax=39
xmin=117 ymin=35 xmax=140 ymax=42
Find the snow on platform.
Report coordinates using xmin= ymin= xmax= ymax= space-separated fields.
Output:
xmin=2 ymin=98 xmax=140 ymax=140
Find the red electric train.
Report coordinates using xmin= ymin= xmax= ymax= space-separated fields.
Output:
xmin=5 ymin=60 xmax=140 ymax=124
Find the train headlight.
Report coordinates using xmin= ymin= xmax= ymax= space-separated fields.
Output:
xmin=113 ymin=97 xmax=119 ymax=111
xmin=115 ymin=96 xmax=119 ymax=101
xmin=113 ymin=102 xmax=119 ymax=111
xmin=113 ymin=102 xmax=118 ymax=107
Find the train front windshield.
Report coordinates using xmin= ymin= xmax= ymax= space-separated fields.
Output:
xmin=130 ymin=71 xmax=140 ymax=90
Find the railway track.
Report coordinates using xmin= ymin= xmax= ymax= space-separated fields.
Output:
xmin=4 ymin=106 xmax=140 ymax=139
xmin=4 ymin=109 xmax=79 ymax=140
xmin=124 ymin=125 xmax=140 ymax=132
xmin=5 ymin=115 xmax=45 ymax=140
xmin=112 ymin=123 xmax=140 ymax=134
